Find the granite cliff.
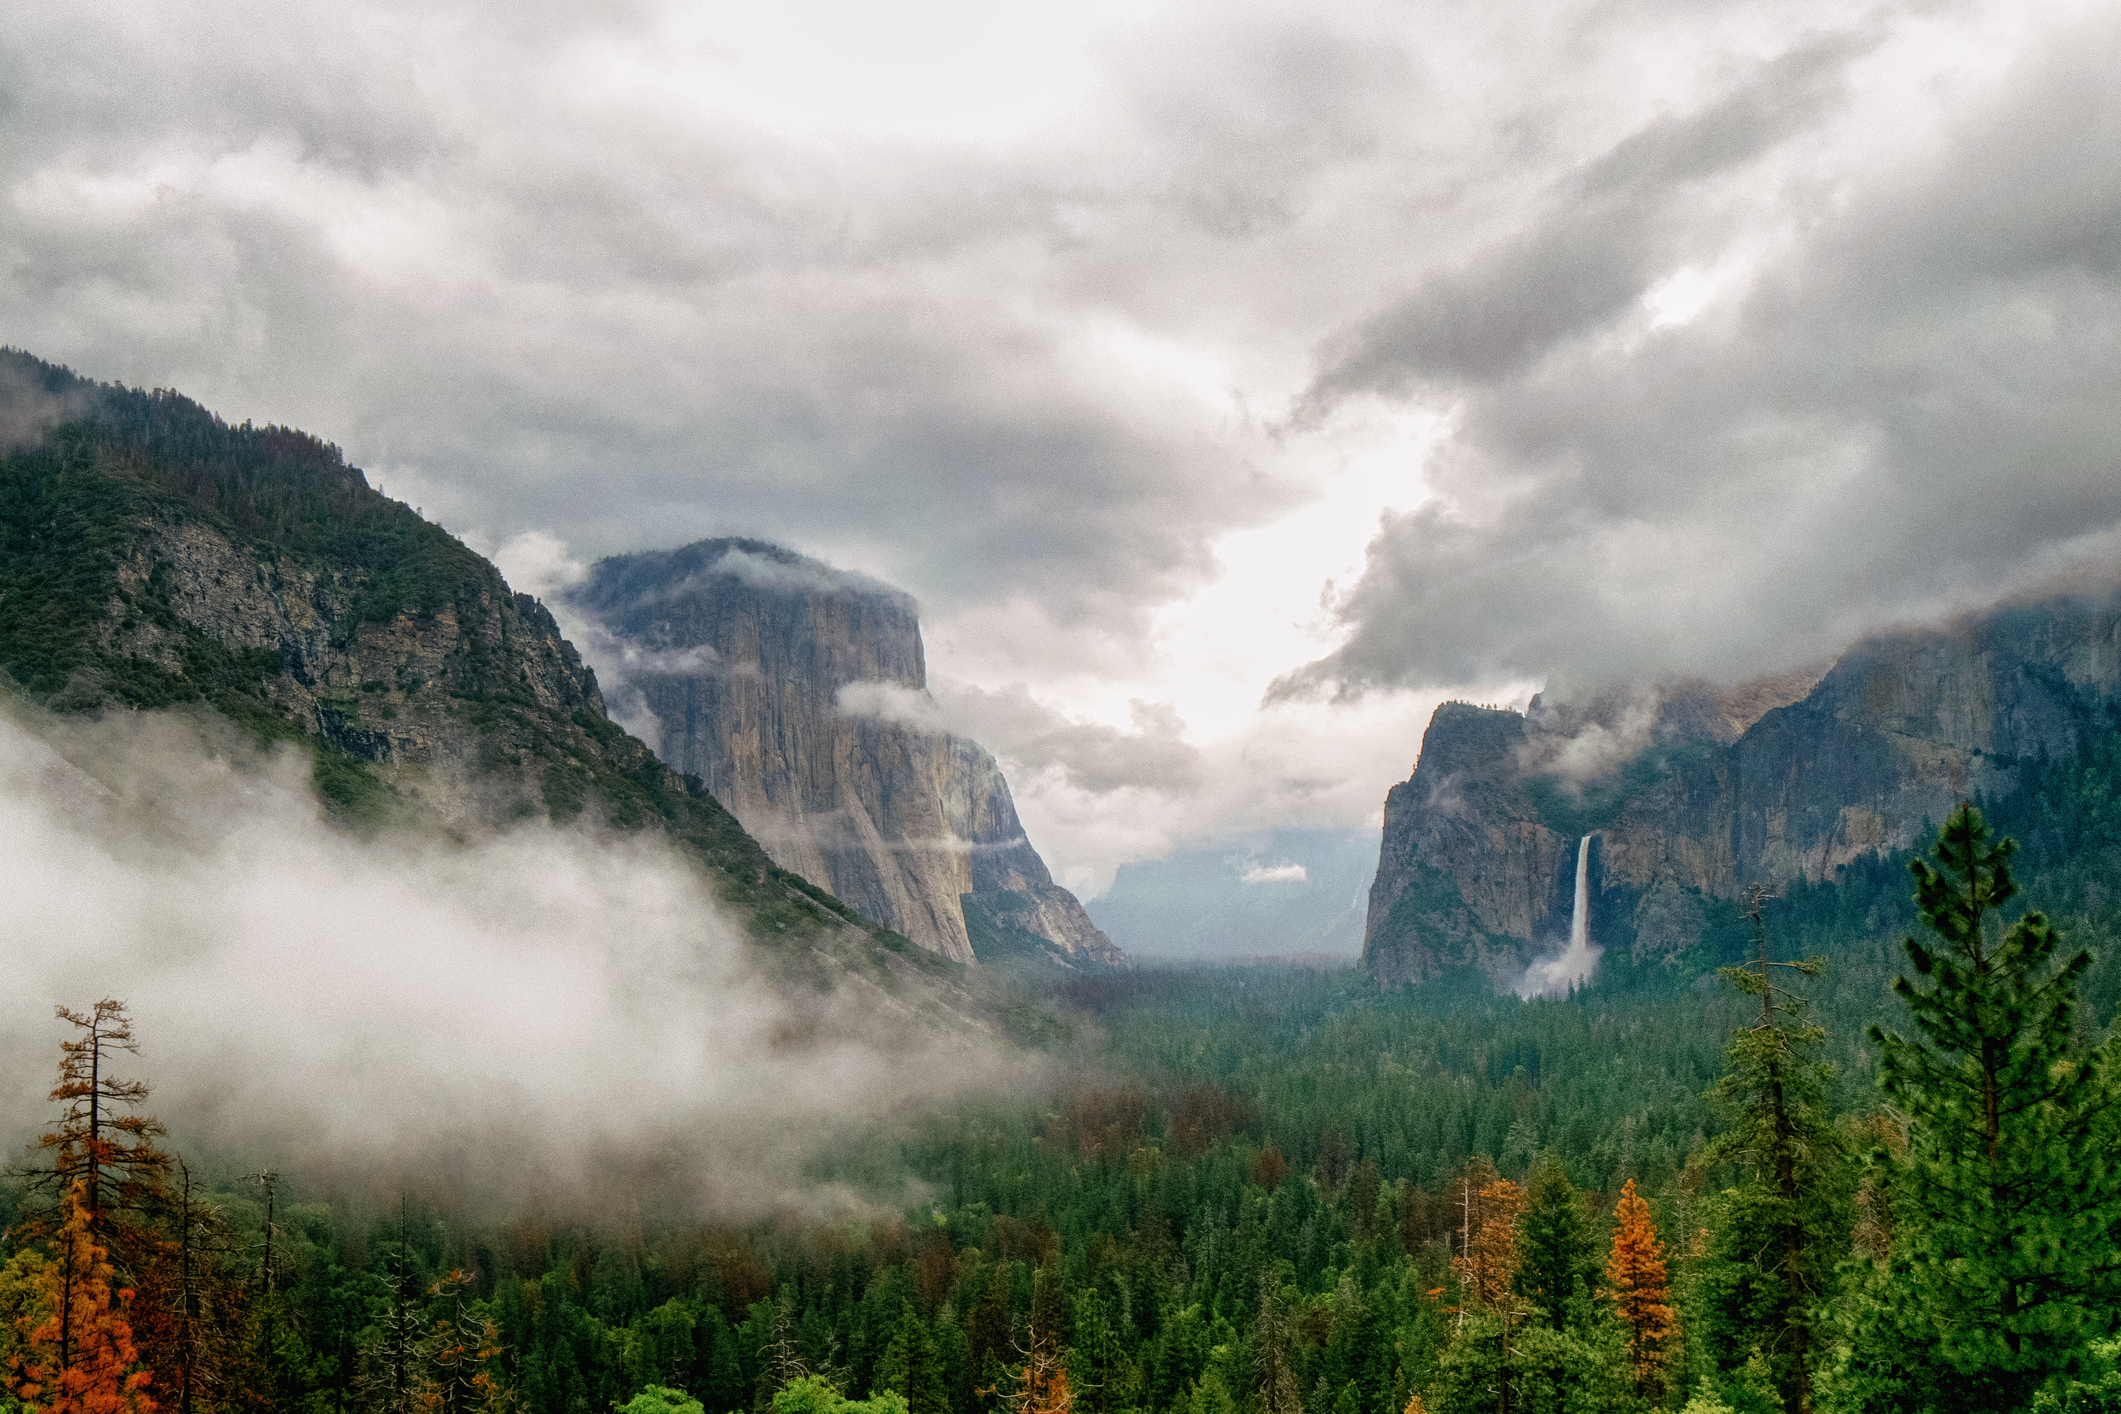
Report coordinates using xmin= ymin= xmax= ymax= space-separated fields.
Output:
xmin=0 ymin=350 xmax=1019 ymax=1024
xmin=564 ymin=540 xmax=1126 ymax=969
xmin=1364 ymin=593 xmax=2121 ymax=985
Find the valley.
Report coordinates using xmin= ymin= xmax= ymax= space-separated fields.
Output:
xmin=4 ymin=353 xmax=2120 ymax=1414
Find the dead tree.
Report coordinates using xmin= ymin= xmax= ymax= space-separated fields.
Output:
xmin=19 ymin=999 xmax=170 ymax=1264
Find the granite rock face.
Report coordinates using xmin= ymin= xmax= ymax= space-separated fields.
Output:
xmin=1363 ymin=593 xmax=2121 ymax=985
xmin=123 ymin=513 xmax=607 ymax=819
xmin=566 ymin=540 xmax=1125 ymax=968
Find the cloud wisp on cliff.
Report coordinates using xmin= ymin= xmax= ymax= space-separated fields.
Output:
xmin=4 ymin=0 xmax=2117 ymax=881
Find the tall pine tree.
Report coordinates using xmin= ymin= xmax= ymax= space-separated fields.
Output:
xmin=1698 ymin=886 xmax=1849 ymax=1414
xmin=1512 ymin=1159 xmax=1599 ymax=1332
xmin=1844 ymin=804 xmax=2121 ymax=1410
xmin=1605 ymin=1181 xmax=1676 ymax=1406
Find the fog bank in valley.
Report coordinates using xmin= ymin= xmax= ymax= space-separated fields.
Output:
xmin=0 ymin=708 xmax=1031 ymax=1220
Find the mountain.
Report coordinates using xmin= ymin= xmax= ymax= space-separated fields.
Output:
xmin=1364 ymin=593 xmax=2121 ymax=985
xmin=1084 ymin=829 xmax=1376 ymax=960
xmin=0 ymin=349 xmax=1018 ymax=1021
xmin=561 ymin=540 xmax=1126 ymax=970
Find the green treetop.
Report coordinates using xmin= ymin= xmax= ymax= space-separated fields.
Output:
xmin=1512 ymin=1158 xmax=1601 ymax=1332
xmin=1853 ymin=803 xmax=2121 ymax=1410
xmin=1698 ymin=886 xmax=1850 ymax=1414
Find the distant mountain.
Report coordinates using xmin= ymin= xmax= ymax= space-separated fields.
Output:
xmin=1085 ymin=829 xmax=1376 ymax=961
xmin=563 ymin=540 xmax=1126 ymax=970
xmin=1365 ymin=593 xmax=2121 ymax=986
xmin=0 ymin=349 xmax=1018 ymax=1024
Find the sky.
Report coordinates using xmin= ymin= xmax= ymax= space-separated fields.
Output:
xmin=5 ymin=0 xmax=2120 ymax=894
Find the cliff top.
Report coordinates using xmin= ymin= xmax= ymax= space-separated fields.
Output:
xmin=575 ymin=538 xmax=918 ymax=616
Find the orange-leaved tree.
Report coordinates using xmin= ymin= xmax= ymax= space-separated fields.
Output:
xmin=9 ymin=1179 xmax=156 ymax=1414
xmin=32 ymin=1002 xmax=170 ymax=1262
xmin=1606 ymin=1180 xmax=1677 ymax=1401
xmin=1454 ymin=1178 xmax=1526 ymax=1311
xmin=991 ymin=1267 xmax=1072 ymax=1414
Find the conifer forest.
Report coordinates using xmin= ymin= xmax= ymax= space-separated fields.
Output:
xmin=8 ymin=787 xmax=2121 ymax=1414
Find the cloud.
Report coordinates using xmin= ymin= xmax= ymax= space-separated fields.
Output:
xmin=5 ymin=0 xmax=2113 ymax=887
xmin=711 ymin=548 xmax=907 ymax=605
xmin=0 ymin=354 xmax=93 ymax=452
xmin=0 ymin=706 xmax=1027 ymax=1218
xmin=932 ymin=676 xmax=1442 ymax=895
xmin=1287 ymin=5 xmax=2121 ymax=698
xmin=837 ymin=680 xmax=947 ymax=733
xmin=1309 ymin=33 xmax=1864 ymax=397
xmin=0 ymin=0 xmax=1314 ymax=650
xmin=1240 ymin=861 xmax=1307 ymax=884
xmin=934 ymin=682 xmax=1207 ymax=798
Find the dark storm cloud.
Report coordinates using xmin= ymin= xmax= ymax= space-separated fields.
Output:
xmin=5 ymin=0 xmax=2108 ymax=727
xmin=1312 ymin=33 xmax=1863 ymax=394
xmin=1285 ymin=7 xmax=2121 ymax=698
xmin=0 ymin=0 xmax=1351 ymax=641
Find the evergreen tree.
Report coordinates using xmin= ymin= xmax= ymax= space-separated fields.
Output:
xmin=1511 ymin=1160 xmax=1599 ymax=1331
xmin=1698 ymin=887 xmax=1848 ymax=1414
xmin=1605 ymin=1181 xmax=1675 ymax=1407
xmin=1454 ymin=1180 xmax=1525 ymax=1313
xmin=29 ymin=1001 xmax=171 ymax=1269
xmin=879 ymin=1302 xmax=949 ymax=1414
xmin=1848 ymin=805 xmax=2121 ymax=1409
xmin=1245 ymin=1279 xmax=1301 ymax=1414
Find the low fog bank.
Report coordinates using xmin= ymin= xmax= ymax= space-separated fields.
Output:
xmin=0 ymin=708 xmax=1033 ymax=1222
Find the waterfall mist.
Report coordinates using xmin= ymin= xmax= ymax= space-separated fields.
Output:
xmin=1516 ymin=833 xmax=1602 ymax=997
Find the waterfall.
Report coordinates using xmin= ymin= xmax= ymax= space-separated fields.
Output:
xmin=1569 ymin=833 xmax=1590 ymax=955
xmin=1518 ymin=833 xmax=1602 ymax=997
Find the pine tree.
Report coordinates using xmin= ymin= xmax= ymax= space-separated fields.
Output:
xmin=879 ymin=1303 xmax=948 ymax=1414
xmin=1511 ymin=1160 xmax=1599 ymax=1331
xmin=996 ymin=1271 xmax=1072 ymax=1414
xmin=29 ymin=1002 xmax=170 ymax=1267
xmin=1698 ymin=885 xmax=1848 ymax=1414
xmin=8 ymin=1179 xmax=157 ymax=1414
xmin=1246 ymin=1278 xmax=1302 ymax=1414
xmin=130 ymin=1159 xmax=244 ymax=1414
xmin=1453 ymin=1180 xmax=1524 ymax=1313
xmin=967 ymin=1267 xmax=1014 ymax=1407
xmin=1853 ymin=804 xmax=2121 ymax=1409
xmin=1605 ymin=1181 xmax=1675 ymax=1405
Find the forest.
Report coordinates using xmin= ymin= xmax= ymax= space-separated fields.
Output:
xmin=6 ymin=744 xmax=2121 ymax=1414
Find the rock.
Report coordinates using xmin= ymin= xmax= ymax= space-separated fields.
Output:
xmin=565 ymin=540 xmax=1125 ymax=969
xmin=1363 ymin=591 xmax=2121 ymax=984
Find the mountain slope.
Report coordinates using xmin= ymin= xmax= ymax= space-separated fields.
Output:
xmin=563 ymin=540 xmax=1125 ymax=969
xmin=0 ymin=350 xmax=1007 ymax=1009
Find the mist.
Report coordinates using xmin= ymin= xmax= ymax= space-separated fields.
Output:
xmin=0 ymin=706 xmax=1033 ymax=1221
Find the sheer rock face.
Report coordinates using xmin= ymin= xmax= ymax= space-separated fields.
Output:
xmin=1363 ymin=593 xmax=2121 ymax=985
xmin=124 ymin=514 xmax=604 ymax=810
xmin=566 ymin=540 xmax=1125 ymax=968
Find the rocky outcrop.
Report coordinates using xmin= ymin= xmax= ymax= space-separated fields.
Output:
xmin=116 ymin=512 xmax=606 ymax=817
xmin=1363 ymin=593 xmax=2121 ymax=984
xmin=565 ymin=540 xmax=1125 ymax=969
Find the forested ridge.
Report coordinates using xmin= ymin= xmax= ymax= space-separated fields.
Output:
xmin=8 ymin=721 xmax=2121 ymax=1413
